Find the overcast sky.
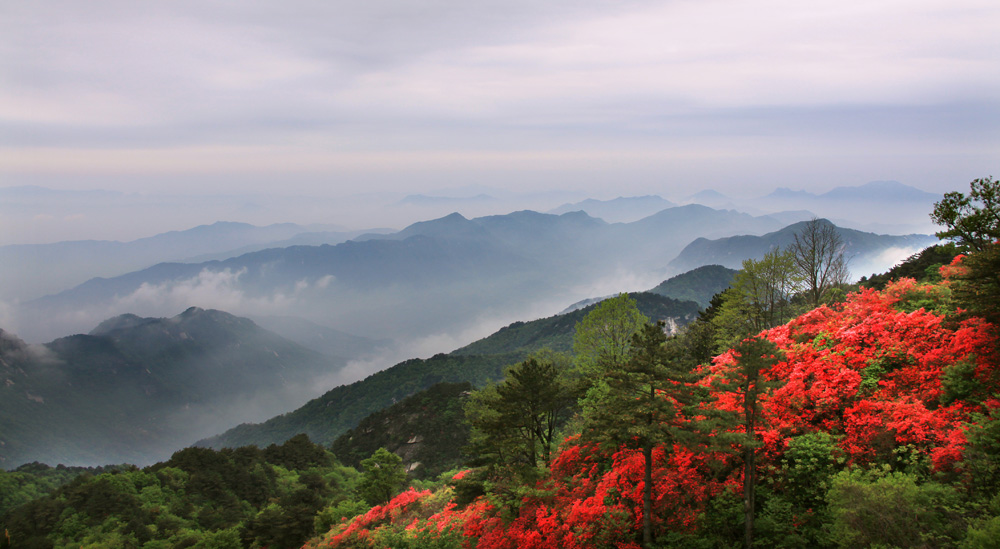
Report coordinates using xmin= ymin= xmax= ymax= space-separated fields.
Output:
xmin=2 ymin=0 xmax=999 ymax=200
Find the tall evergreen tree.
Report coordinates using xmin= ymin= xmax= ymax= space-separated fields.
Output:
xmin=581 ymin=322 xmax=707 ymax=548
xmin=930 ymin=176 xmax=1000 ymax=252
xmin=711 ymin=336 xmax=783 ymax=549
xmin=466 ymin=353 xmax=575 ymax=471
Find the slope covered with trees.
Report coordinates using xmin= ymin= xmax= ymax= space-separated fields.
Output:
xmin=3 ymin=178 xmax=997 ymax=548
xmin=197 ymin=292 xmax=699 ymax=451
xmin=301 ymin=179 xmax=1000 ymax=548
xmin=306 ymin=268 xmax=999 ymax=549
xmin=0 ymin=308 xmax=344 ymax=467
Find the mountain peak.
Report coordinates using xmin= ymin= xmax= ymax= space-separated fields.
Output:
xmin=820 ymin=181 xmax=940 ymax=202
xmin=89 ymin=313 xmax=154 ymax=336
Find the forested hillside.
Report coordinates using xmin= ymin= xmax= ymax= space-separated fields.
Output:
xmin=0 ymin=308 xmax=344 ymax=467
xmin=197 ymin=292 xmax=700 ymax=451
xmin=2 ymin=178 xmax=998 ymax=548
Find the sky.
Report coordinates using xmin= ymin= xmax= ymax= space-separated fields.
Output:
xmin=2 ymin=0 xmax=999 ymax=206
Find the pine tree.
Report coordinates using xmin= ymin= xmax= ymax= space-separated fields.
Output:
xmin=581 ymin=322 xmax=708 ymax=547
xmin=711 ymin=336 xmax=783 ymax=549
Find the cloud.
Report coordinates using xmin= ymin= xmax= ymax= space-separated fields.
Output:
xmin=108 ymin=268 xmax=337 ymax=318
xmin=850 ymin=245 xmax=928 ymax=279
xmin=3 ymin=0 xmax=997 ymax=144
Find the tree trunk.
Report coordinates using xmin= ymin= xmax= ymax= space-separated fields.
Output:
xmin=643 ymin=443 xmax=653 ymax=548
xmin=744 ymin=443 xmax=755 ymax=548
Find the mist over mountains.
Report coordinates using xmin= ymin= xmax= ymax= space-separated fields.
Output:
xmin=9 ymin=206 xmax=802 ymax=344
xmin=6 ymin=182 xmax=940 ymax=348
xmin=0 ymin=307 xmax=351 ymax=467
xmin=0 ymin=180 xmax=945 ymax=469
xmin=0 ymin=221 xmax=390 ymax=302
xmin=669 ymin=219 xmax=937 ymax=276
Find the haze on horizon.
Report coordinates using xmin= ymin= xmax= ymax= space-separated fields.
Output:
xmin=1 ymin=0 xmax=998 ymax=241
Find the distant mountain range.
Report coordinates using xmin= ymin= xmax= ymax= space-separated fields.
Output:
xmin=13 ymin=205 xmax=933 ymax=344
xmin=547 ymin=196 xmax=677 ymax=223
xmin=196 ymin=292 xmax=700 ymax=453
xmin=764 ymin=180 xmax=941 ymax=203
xmin=0 ymin=308 xmax=347 ymax=467
xmin=753 ymin=181 xmax=942 ymax=234
xmin=0 ymin=221 xmax=388 ymax=301
xmin=669 ymin=219 xmax=938 ymax=276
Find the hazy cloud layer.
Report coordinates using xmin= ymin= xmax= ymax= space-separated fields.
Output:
xmin=2 ymin=0 xmax=998 ymax=201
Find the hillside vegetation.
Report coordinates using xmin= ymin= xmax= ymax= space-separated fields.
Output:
xmin=197 ymin=292 xmax=700 ymax=451
xmin=2 ymin=179 xmax=997 ymax=548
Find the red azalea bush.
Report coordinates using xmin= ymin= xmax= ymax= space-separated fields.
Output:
xmin=312 ymin=278 xmax=998 ymax=548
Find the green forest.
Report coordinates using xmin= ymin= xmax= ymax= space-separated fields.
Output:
xmin=2 ymin=177 xmax=999 ymax=548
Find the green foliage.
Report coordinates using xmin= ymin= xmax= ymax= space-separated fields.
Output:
xmin=827 ymin=468 xmax=966 ymax=548
xmin=467 ymin=354 xmax=575 ymax=470
xmin=573 ymin=293 xmax=649 ymax=375
xmin=951 ymin=241 xmax=1000 ymax=327
xmin=960 ymin=407 xmax=1000 ymax=507
xmin=0 ymin=463 xmax=105 ymax=518
xmin=331 ymin=382 xmax=473 ymax=480
xmin=930 ymin=176 xmax=1000 ymax=252
xmin=357 ymin=448 xmax=407 ymax=506
xmin=712 ymin=250 xmax=802 ymax=350
xmin=860 ymin=243 xmax=959 ymax=290
xmin=962 ymin=515 xmax=1000 ymax=549
xmin=711 ymin=336 xmax=785 ymax=548
xmin=314 ymin=499 xmax=370 ymax=535
xmin=941 ymin=360 xmax=982 ymax=406
xmin=0 ymin=436 xmax=356 ymax=549
xmin=462 ymin=353 xmax=576 ymax=516
xmin=580 ymin=322 xmax=710 ymax=547
xmin=648 ymin=264 xmax=738 ymax=308
xmin=580 ymin=323 xmax=703 ymax=451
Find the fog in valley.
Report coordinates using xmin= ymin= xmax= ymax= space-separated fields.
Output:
xmin=2 ymin=0 xmax=997 ymax=467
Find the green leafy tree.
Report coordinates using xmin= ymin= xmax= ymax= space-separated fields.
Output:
xmin=573 ymin=293 xmax=648 ymax=376
xmin=713 ymin=250 xmax=801 ymax=349
xmin=952 ymin=241 xmax=1000 ymax=327
xmin=931 ymin=176 xmax=1000 ymax=252
xmin=581 ymin=322 xmax=706 ymax=548
xmin=357 ymin=448 xmax=407 ymax=506
xmin=711 ymin=336 xmax=784 ymax=549
xmin=789 ymin=218 xmax=850 ymax=306
xmin=827 ymin=468 xmax=965 ymax=548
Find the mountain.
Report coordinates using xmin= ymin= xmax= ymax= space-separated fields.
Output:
xmin=0 ymin=221 xmax=357 ymax=301
xmin=0 ymin=308 xmax=345 ymax=467
xmin=819 ymin=180 xmax=941 ymax=202
xmin=648 ymin=264 xmax=738 ymax=308
xmin=249 ymin=315 xmax=390 ymax=359
xmin=398 ymin=193 xmax=495 ymax=206
xmin=329 ymin=381 xmax=473 ymax=479
xmin=15 ymin=206 xmax=808 ymax=344
xmin=668 ymin=219 xmax=939 ymax=276
xmin=196 ymin=292 xmax=700 ymax=451
xmin=752 ymin=181 xmax=942 ymax=235
xmin=680 ymin=189 xmax=738 ymax=209
xmin=604 ymin=205 xmax=812 ymax=272
xmin=546 ymin=196 xmax=677 ymax=223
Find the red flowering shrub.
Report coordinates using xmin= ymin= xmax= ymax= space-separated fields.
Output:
xmin=310 ymin=278 xmax=998 ymax=548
